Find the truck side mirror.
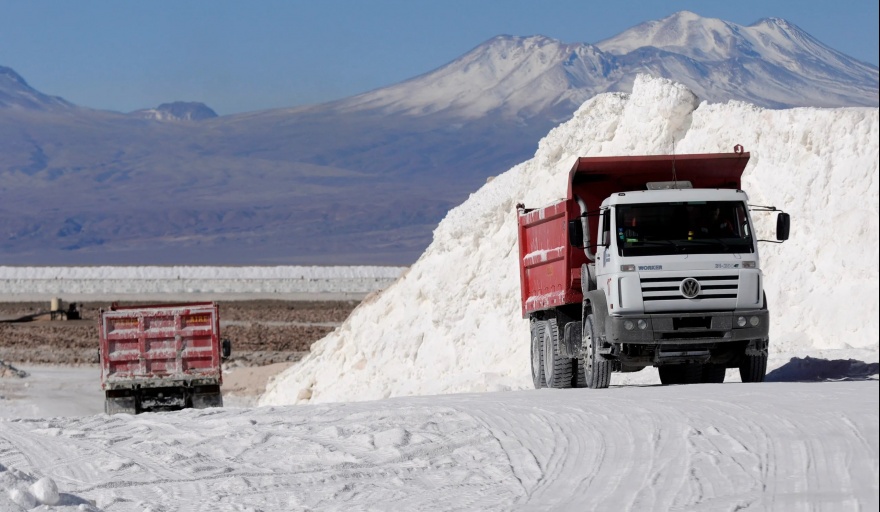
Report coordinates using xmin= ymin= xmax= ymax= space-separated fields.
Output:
xmin=221 ymin=338 xmax=232 ymax=359
xmin=568 ymin=220 xmax=584 ymax=248
xmin=776 ymin=212 xmax=790 ymax=241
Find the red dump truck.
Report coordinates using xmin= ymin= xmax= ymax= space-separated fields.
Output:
xmin=517 ymin=148 xmax=790 ymax=389
xmin=99 ymin=302 xmax=231 ymax=414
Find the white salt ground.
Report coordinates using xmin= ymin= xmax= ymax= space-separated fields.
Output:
xmin=261 ymin=74 xmax=879 ymax=406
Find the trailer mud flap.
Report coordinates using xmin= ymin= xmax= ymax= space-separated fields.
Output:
xmin=105 ymin=395 xmax=136 ymax=415
xmin=192 ymin=385 xmax=223 ymax=409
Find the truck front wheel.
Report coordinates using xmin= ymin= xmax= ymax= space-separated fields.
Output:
xmin=530 ymin=318 xmax=545 ymax=389
xmin=739 ymin=354 xmax=768 ymax=382
xmin=582 ymin=315 xmax=611 ymax=389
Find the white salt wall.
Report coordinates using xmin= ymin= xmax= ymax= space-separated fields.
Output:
xmin=261 ymin=75 xmax=879 ymax=405
xmin=0 ymin=266 xmax=406 ymax=299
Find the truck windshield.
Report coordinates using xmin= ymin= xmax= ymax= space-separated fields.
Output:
xmin=616 ymin=201 xmax=754 ymax=256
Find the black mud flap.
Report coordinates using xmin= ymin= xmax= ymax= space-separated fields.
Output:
xmin=192 ymin=385 xmax=224 ymax=409
xmin=105 ymin=395 xmax=137 ymax=415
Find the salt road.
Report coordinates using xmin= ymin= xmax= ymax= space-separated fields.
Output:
xmin=1 ymin=381 xmax=877 ymax=511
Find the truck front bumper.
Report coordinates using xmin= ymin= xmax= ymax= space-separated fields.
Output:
xmin=609 ymin=310 xmax=769 ymax=344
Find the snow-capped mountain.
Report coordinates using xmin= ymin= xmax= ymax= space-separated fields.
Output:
xmin=595 ymin=11 xmax=878 ymax=108
xmin=338 ymin=11 xmax=877 ymax=118
xmin=0 ymin=12 xmax=877 ymax=266
xmin=131 ymin=101 xmax=218 ymax=121
xmin=0 ymin=66 xmax=73 ymax=111
xmin=333 ymin=35 xmax=603 ymax=121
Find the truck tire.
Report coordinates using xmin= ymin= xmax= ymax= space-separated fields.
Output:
xmin=658 ymin=365 xmax=680 ymax=385
xmin=575 ymin=358 xmax=587 ymax=388
xmin=739 ymin=354 xmax=768 ymax=382
xmin=582 ymin=314 xmax=611 ymax=389
xmin=701 ymin=364 xmax=726 ymax=383
xmin=530 ymin=318 xmax=545 ymax=389
xmin=543 ymin=318 xmax=573 ymax=388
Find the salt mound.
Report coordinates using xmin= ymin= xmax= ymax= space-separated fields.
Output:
xmin=261 ymin=75 xmax=879 ymax=405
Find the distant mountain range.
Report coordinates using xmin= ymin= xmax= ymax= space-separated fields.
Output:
xmin=1 ymin=11 xmax=877 ymax=265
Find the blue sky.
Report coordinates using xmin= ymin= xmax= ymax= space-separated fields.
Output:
xmin=1 ymin=0 xmax=877 ymax=115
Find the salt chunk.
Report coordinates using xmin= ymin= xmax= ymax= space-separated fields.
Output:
xmin=31 ymin=476 xmax=60 ymax=505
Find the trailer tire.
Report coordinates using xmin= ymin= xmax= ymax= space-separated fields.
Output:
xmin=530 ymin=318 xmax=545 ymax=389
xmin=582 ymin=314 xmax=611 ymax=389
xmin=543 ymin=318 xmax=574 ymax=389
xmin=739 ymin=354 xmax=768 ymax=383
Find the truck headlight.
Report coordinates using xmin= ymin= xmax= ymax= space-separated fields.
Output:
xmin=637 ymin=319 xmax=647 ymax=330
xmin=749 ymin=316 xmax=760 ymax=327
xmin=624 ymin=320 xmax=635 ymax=331
xmin=737 ymin=316 xmax=747 ymax=327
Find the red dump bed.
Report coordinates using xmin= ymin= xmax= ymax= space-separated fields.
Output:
xmin=99 ymin=302 xmax=223 ymax=389
xmin=517 ymin=151 xmax=750 ymax=317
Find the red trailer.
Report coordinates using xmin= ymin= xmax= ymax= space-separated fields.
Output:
xmin=99 ymin=302 xmax=230 ymax=414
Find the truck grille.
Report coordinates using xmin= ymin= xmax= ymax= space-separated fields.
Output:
xmin=640 ymin=275 xmax=738 ymax=301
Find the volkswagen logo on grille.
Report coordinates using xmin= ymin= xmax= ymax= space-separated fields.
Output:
xmin=680 ymin=277 xmax=701 ymax=299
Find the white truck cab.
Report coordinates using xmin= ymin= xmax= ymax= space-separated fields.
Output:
xmin=590 ymin=187 xmax=771 ymax=381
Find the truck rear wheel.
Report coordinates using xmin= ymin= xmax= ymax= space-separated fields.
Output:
xmin=739 ymin=354 xmax=768 ymax=382
xmin=543 ymin=318 xmax=573 ymax=389
xmin=582 ymin=315 xmax=611 ymax=389
xmin=575 ymin=359 xmax=587 ymax=388
xmin=530 ymin=318 xmax=545 ymax=389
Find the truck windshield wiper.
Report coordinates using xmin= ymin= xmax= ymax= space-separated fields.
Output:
xmin=632 ymin=239 xmax=678 ymax=247
xmin=681 ymin=238 xmax=732 ymax=251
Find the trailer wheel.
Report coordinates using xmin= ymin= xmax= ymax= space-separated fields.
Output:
xmin=739 ymin=354 xmax=768 ymax=383
xmin=582 ymin=314 xmax=611 ymax=389
xmin=530 ymin=318 xmax=545 ymax=389
xmin=543 ymin=318 xmax=573 ymax=388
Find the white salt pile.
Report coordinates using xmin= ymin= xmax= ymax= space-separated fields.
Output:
xmin=261 ymin=75 xmax=879 ymax=405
